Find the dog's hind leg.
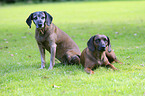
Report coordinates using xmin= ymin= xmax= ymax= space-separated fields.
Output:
xmin=70 ymin=55 xmax=80 ymax=65
xmin=65 ymin=51 xmax=80 ymax=65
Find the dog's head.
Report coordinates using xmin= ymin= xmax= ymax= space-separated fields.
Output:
xmin=26 ymin=11 xmax=53 ymax=29
xmin=87 ymin=35 xmax=111 ymax=52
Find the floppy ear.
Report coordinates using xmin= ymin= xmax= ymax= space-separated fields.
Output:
xmin=26 ymin=13 xmax=33 ymax=28
xmin=107 ymin=36 xmax=112 ymax=53
xmin=87 ymin=35 xmax=96 ymax=52
xmin=43 ymin=11 xmax=53 ymax=26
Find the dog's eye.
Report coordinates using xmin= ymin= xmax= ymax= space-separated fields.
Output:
xmin=33 ymin=17 xmax=37 ymax=20
xmin=95 ymin=39 xmax=100 ymax=42
xmin=41 ymin=17 xmax=45 ymax=19
xmin=104 ymin=39 xmax=107 ymax=42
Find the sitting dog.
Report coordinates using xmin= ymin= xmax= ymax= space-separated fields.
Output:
xmin=26 ymin=11 xmax=81 ymax=70
xmin=80 ymin=34 xmax=121 ymax=74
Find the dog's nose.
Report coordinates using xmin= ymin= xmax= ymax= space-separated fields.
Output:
xmin=102 ymin=44 xmax=106 ymax=48
xmin=102 ymin=46 xmax=106 ymax=49
xmin=101 ymin=45 xmax=106 ymax=51
xmin=38 ymin=23 xmax=42 ymax=27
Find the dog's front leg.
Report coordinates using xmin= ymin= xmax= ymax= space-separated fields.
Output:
xmin=38 ymin=44 xmax=45 ymax=69
xmin=48 ymin=44 xmax=57 ymax=70
xmin=84 ymin=68 xmax=94 ymax=74
xmin=106 ymin=63 xmax=118 ymax=70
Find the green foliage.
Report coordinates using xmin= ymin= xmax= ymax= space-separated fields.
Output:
xmin=0 ymin=1 xmax=145 ymax=95
xmin=1 ymin=0 xmax=145 ymax=4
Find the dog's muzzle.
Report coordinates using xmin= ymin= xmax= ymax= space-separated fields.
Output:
xmin=99 ymin=44 xmax=106 ymax=51
xmin=38 ymin=23 xmax=42 ymax=28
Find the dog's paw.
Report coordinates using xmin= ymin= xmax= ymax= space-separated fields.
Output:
xmin=86 ymin=70 xmax=94 ymax=74
xmin=85 ymin=68 xmax=94 ymax=74
xmin=39 ymin=65 xmax=45 ymax=69
xmin=39 ymin=67 xmax=44 ymax=69
xmin=90 ymin=71 xmax=94 ymax=74
xmin=114 ymin=68 xmax=118 ymax=70
xmin=48 ymin=67 xmax=53 ymax=70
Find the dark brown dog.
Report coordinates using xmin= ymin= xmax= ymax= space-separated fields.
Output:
xmin=26 ymin=11 xmax=81 ymax=70
xmin=80 ymin=34 xmax=121 ymax=74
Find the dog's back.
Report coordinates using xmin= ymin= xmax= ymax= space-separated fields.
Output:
xmin=36 ymin=23 xmax=81 ymax=64
xmin=54 ymin=24 xmax=81 ymax=62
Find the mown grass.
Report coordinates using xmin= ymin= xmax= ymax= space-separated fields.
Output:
xmin=0 ymin=1 xmax=145 ymax=96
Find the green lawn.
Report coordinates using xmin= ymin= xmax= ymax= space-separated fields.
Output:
xmin=0 ymin=1 xmax=145 ymax=96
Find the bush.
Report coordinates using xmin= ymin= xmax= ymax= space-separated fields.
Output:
xmin=1 ymin=0 xmax=144 ymax=4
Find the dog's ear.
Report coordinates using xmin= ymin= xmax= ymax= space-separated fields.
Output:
xmin=43 ymin=11 xmax=53 ymax=26
xmin=107 ymin=36 xmax=112 ymax=53
xmin=26 ymin=13 xmax=33 ymax=28
xmin=87 ymin=35 xmax=96 ymax=52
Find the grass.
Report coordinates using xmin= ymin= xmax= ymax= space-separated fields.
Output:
xmin=0 ymin=1 xmax=145 ymax=96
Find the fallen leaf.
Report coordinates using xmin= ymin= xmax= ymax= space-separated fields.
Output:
xmin=115 ymin=32 xmax=119 ymax=34
xmin=42 ymin=76 xmax=48 ymax=79
xmin=28 ymin=55 xmax=31 ymax=58
xmin=11 ymin=54 xmax=14 ymax=56
xmin=134 ymin=33 xmax=137 ymax=36
xmin=52 ymin=84 xmax=61 ymax=88
xmin=140 ymin=64 xmax=144 ymax=66
xmin=4 ymin=46 xmax=8 ymax=49
xmin=126 ymin=56 xmax=131 ymax=59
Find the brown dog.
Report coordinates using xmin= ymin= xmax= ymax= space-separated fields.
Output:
xmin=26 ymin=11 xmax=81 ymax=70
xmin=80 ymin=34 xmax=121 ymax=74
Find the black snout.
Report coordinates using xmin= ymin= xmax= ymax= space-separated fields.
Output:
xmin=38 ymin=23 xmax=42 ymax=27
xmin=101 ymin=45 xmax=106 ymax=51
xmin=99 ymin=44 xmax=106 ymax=51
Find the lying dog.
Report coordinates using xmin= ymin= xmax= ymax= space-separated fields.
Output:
xmin=26 ymin=11 xmax=81 ymax=70
xmin=80 ymin=34 xmax=121 ymax=74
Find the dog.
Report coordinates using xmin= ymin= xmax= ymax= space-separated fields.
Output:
xmin=26 ymin=11 xmax=81 ymax=70
xmin=80 ymin=34 xmax=121 ymax=74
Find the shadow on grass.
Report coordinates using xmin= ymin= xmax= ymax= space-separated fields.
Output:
xmin=30 ymin=61 xmax=84 ymax=71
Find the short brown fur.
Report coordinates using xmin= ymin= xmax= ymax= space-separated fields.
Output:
xmin=80 ymin=35 xmax=121 ymax=74
xmin=35 ymin=23 xmax=81 ymax=64
xmin=26 ymin=11 xmax=81 ymax=70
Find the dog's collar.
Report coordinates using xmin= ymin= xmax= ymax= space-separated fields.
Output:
xmin=38 ymin=28 xmax=45 ymax=35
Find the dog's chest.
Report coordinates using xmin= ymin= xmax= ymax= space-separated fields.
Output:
xmin=36 ymin=34 xmax=51 ymax=48
xmin=36 ymin=35 xmax=47 ymax=42
xmin=90 ymin=54 xmax=104 ymax=66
